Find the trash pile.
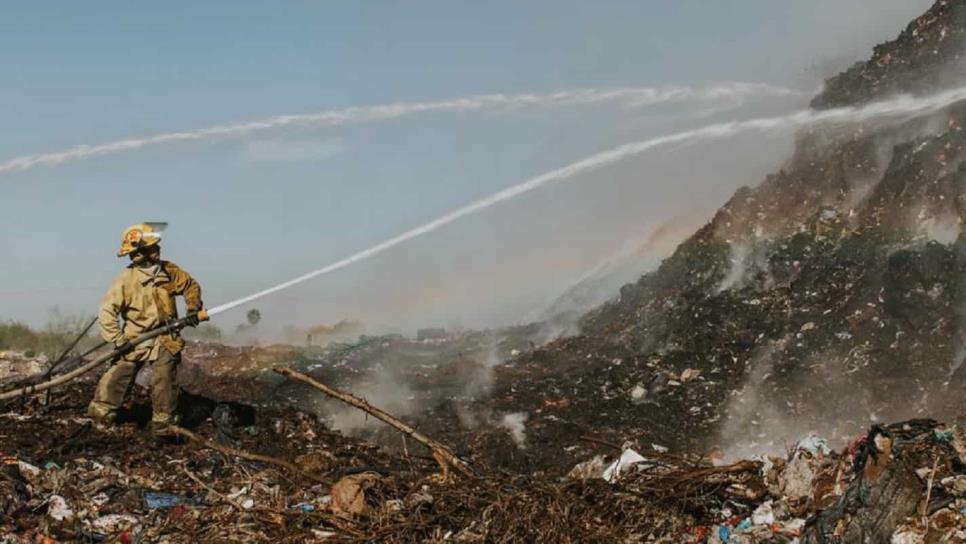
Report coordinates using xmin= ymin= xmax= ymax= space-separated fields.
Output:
xmin=405 ymin=0 xmax=966 ymax=472
xmin=2 ymin=377 xmax=965 ymax=542
xmin=1 ymin=381 xmax=406 ymax=542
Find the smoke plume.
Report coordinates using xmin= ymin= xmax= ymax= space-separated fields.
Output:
xmin=500 ymin=412 xmax=529 ymax=449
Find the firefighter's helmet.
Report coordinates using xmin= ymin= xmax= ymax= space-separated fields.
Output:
xmin=117 ymin=222 xmax=166 ymax=257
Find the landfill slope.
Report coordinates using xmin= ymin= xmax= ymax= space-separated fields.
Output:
xmin=385 ymin=0 xmax=966 ymax=475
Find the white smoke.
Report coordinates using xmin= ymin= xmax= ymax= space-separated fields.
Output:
xmin=716 ymin=242 xmax=754 ymax=293
xmin=915 ymin=211 xmax=962 ymax=245
xmin=209 ymin=85 xmax=966 ymax=317
xmin=500 ymin=412 xmax=528 ymax=449
xmin=323 ymin=370 xmax=417 ymax=434
xmin=716 ymin=240 xmax=773 ymax=294
xmin=0 ymin=82 xmax=801 ymax=176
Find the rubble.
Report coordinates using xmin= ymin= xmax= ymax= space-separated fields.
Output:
xmin=4 ymin=371 xmax=962 ymax=541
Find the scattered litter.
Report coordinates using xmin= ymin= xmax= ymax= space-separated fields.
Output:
xmin=630 ymin=384 xmax=646 ymax=401
xmin=680 ymin=368 xmax=701 ymax=382
xmin=934 ymin=429 xmax=955 ymax=443
xmin=567 ymin=455 xmax=609 ymax=480
xmin=602 ymin=449 xmax=649 ymax=483
xmin=90 ymin=514 xmax=140 ymax=534
xmin=331 ymin=472 xmax=381 ymax=515
xmin=46 ymin=495 xmax=73 ymax=521
xmin=750 ymin=501 xmax=774 ymax=525
xmin=143 ymin=491 xmax=205 ymax=510
xmin=17 ymin=460 xmax=41 ymax=480
xmin=795 ymin=435 xmax=832 ymax=455
xmin=289 ymin=502 xmax=315 ymax=513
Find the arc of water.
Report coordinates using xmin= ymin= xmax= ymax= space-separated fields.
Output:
xmin=0 ymin=82 xmax=802 ymax=176
xmin=207 ymin=86 xmax=966 ymax=316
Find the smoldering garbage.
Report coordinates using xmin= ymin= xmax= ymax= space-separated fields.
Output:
xmin=2 ymin=380 xmax=965 ymax=542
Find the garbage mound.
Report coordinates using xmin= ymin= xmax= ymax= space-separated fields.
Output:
xmin=407 ymin=0 xmax=966 ymax=472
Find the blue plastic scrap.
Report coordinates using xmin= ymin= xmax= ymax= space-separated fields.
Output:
xmin=80 ymin=530 xmax=106 ymax=542
xmin=735 ymin=518 xmax=753 ymax=531
xmin=289 ymin=502 xmax=316 ymax=513
xmin=143 ymin=491 xmax=206 ymax=510
xmin=718 ymin=525 xmax=731 ymax=542
xmin=934 ymin=429 xmax=954 ymax=443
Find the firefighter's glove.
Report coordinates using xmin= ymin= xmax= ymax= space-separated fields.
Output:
xmin=184 ymin=312 xmax=202 ymax=328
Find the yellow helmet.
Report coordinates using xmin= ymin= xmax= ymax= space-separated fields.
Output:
xmin=117 ymin=222 xmax=166 ymax=257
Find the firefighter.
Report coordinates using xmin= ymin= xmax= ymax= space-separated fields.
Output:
xmin=87 ymin=223 xmax=203 ymax=429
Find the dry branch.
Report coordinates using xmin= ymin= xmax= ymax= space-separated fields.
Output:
xmin=167 ymin=425 xmax=329 ymax=485
xmin=275 ymin=367 xmax=476 ymax=480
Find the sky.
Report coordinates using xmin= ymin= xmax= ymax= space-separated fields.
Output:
xmin=1 ymin=0 xmax=933 ymax=334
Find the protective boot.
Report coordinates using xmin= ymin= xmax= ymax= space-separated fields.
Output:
xmin=86 ymin=402 xmax=118 ymax=425
xmin=90 ymin=359 xmax=138 ymax=424
xmin=149 ymin=414 xmax=181 ymax=440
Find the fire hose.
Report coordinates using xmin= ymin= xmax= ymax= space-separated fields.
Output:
xmin=0 ymin=310 xmax=208 ymax=402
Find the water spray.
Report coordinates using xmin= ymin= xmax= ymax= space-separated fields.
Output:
xmin=206 ymin=85 xmax=966 ymax=317
xmin=5 ymin=85 xmax=966 ymax=401
xmin=0 ymin=82 xmax=801 ymax=176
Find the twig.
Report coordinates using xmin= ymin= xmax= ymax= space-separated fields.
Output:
xmin=44 ymin=316 xmax=98 ymax=380
xmin=275 ymin=367 xmax=476 ymax=480
xmin=922 ymin=454 xmax=939 ymax=527
xmin=167 ymin=425 xmax=329 ymax=485
xmin=402 ymin=435 xmax=418 ymax=475
xmin=182 ymin=464 xmax=247 ymax=510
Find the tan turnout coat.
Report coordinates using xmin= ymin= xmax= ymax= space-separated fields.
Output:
xmin=98 ymin=261 xmax=202 ymax=361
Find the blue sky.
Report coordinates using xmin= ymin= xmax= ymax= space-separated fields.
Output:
xmin=1 ymin=1 xmax=932 ymax=332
